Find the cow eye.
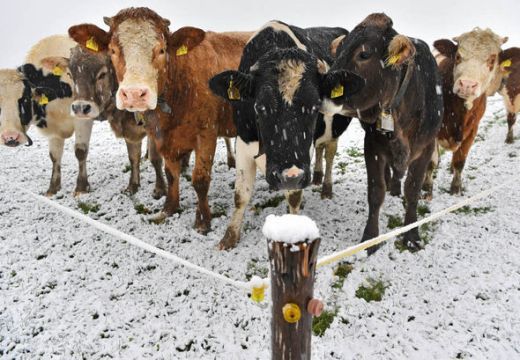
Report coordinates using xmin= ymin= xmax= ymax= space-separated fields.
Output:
xmin=359 ymin=51 xmax=371 ymax=60
xmin=455 ymin=53 xmax=462 ymax=64
xmin=98 ymin=71 xmax=107 ymax=80
xmin=160 ymin=48 xmax=166 ymax=54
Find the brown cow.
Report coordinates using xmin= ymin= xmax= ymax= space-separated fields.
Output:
xmin=424 ymin=28 xmax=508 ymax=196
xmin=498 ymin=47 xmax=520 ymax=143
xmin=68 ymin=7 xmax=250 ymax=233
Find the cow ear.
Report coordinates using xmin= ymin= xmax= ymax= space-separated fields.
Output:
xmin=169 ymin=27 xmax=206 ymax=55
xmin=433 ymin=39 xmax=458 ymax=59
xmin=17 ymin=64 xmax=41 ymax=84
xmin=40 ymin=57 xmax=70 ymax=76
xmin=209 ymin=70 xmax=254 ymax=102
xmin=330 ymin=34 xmax=347 ymax=57
xmin=68 ymin=24 xmax=110 ymax=52
xmin=321 ymin=69 xmax=364 ymax=100
xmin=387 ymin=35 xmax=416 ymax=67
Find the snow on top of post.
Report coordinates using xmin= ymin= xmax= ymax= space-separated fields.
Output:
xmin=262 ymin=214 xmax=319 ymax=244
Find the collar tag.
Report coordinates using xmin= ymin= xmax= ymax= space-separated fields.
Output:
xmin=377 ymin=111 xmax=394 ymax=133
xmin=176 ymin=45 xmax=188 ymax=56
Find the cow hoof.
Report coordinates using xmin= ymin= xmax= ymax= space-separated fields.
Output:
xmin=402 ymin=234 xmax=423 ymax=253
xmin=227 ymin=157 xmax=236 ymax=169
xmin=505 ymin=135 xmax=514 ymax=144
xmin=123 ymin=184 xmax=139 ymax=195
xmin=366 ymin=243 xmax=382 ymax=256
xmin=312 ymin=171 xmax=323 ymax=186
xmin=149 ymin=211 xmax=168 ymax=224
xmin=389 ymin=187 xmax=401 ymax=197
xmin=73 ymin=190 xmax=90 ymax=198
xmin=218 ymin=228 xmax=240 ymax=250
xmin=321 ymin=183 xmax=333 ymax=199
xmin=450 ymin=184 xmax=462 ymax=195
xmin=194 ymin=222 xmax=211 ymax=235
xmin=45 ymin=189 xmax=59 ymax=197
xmin=152 ymin=187 xmax=166 ymax=200
xmin=422 ymin=192 xmax=433 ymax=201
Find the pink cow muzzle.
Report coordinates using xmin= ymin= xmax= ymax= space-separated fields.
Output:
xmin=117 ymin=86 xmax=154 ymax=111
xmin=454 ymin=79 xmax=480 ymax=99
xmin=1 ymin=130 xmax=22 ymax=147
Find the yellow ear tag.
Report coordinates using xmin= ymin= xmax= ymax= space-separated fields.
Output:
xmin=387 ymin=54 xmax=401 ymax=66
xmin=501 ymin=59 xmax=512 ymax=68
xmin=176 ymin=44 xmax=188 ymax=56
xmin=52 ymin=66 xmax=63 ymax=77
xmin=330 ymin=84 xmax=344 ymax=99
xmin=86 ymin=37 xmax=99 ymax=52
xmin=227 ymin=79 xmax=241 ymax=100
xmin=39 ymin=94 xmax=49 ymax=105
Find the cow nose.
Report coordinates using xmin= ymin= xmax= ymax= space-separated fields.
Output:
xmin=1 ymin=131 xmax=21 ymax=147
xmin=457 ymin=79 xmax=478 ymax=95
xmin=275 ymin=166 xmax=305 ymax=190
xmin=71 ymin=101 xmax=96 ymax=118
xmin=119 ymin=87 xmax=150 ymax=108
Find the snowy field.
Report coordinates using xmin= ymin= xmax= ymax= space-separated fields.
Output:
xmin=1 ymin=95 xmax=519 ymax=359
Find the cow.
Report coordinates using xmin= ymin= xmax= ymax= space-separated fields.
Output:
xmin=321 ymin=13 xmax=443 ymax=252
xmin=497 ymin=47 xmax=520 ymax=143
xmin=41 ymin=46 xmax=167 ymax=198
xmin=0 ymin=35 xmax=95 ymax=196
xmin=425 ymin=28 xmax=508 ymax=195
xmin=68 ymin=7 xmax=251 ymax=234
xmin=209 ymin=20 xmax=363 ymax=249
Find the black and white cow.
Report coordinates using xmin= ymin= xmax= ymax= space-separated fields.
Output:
xmin=210 ymin=20 xmax=363 ymax=249
xmin=0 ymin=35 xmax=94 ymax=196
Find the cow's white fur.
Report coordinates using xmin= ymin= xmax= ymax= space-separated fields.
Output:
xmin=452 ymin=28 xmax=506 ymax=109
xmin=115 ymin=19 xmax=160 ymax=110
xmin=277 ymin=59 xmax=306 ymax=105
xmin=247 ymin=21 xmax=307 ymax=51
xmin=0 ymin=70 xmax=27 ymax=142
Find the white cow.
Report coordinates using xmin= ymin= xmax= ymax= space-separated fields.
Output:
xmin=0 ymin=35 xmax=94 ymax=196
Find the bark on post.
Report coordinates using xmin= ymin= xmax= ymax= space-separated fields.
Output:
xmin=265 ymin=215 xmax=321 ymax=360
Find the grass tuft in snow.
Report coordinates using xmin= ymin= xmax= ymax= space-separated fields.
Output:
xmin=245 ymin=258 xmax=269 ymax=281
xmin=332 ymin=262 xmax=354 ymax=289
xmin=211 ymin=203 xmax=228 ymax=218
xmin=78 ymin=202 xmax=100 ymax=214
xmin=134 ymin=203 xmax=151 ymax=215
xmin=355 ymin=278 xmax=387 ymax=302
xmin=312 ymin=308 xmax=338 ymax=337
xmin=346 ymin=147 xmax=363 ymax=158
xmin=336 ymin=161 xmax=348 ymax=175
xmin=417 ymin=203 xmax=431 ymax=217
xmin=454 ymin=205 xmax=494 ymax=215
xmin=253 ymin=195 xmax=285 ymax=215
xmin=387 ymin=214 xmax=403 ymax=229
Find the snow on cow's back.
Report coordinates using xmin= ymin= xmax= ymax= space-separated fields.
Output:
xmin=25 ymin=35 xmax=76 ymax=71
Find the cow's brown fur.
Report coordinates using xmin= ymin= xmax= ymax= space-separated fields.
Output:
xmin=70 ymin=8 xmax=251 ymax=233
xmin=499 ymin=47 xmax=520 ymax=143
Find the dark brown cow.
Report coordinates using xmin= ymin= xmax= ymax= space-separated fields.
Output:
xmin=42 ymin=46 xmax=167 ymax=198
xmin=425 ymin=28 xmax=507 ymax=195
xmin=69 ymin=7 xmax=250 ymax=233
xmin=498 ymin=47 xmax=520 ymax=143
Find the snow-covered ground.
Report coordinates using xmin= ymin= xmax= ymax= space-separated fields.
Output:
xmin=1 ymin=96 xmax=519 ymax=359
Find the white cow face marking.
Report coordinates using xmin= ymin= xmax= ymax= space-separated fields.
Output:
xmin=0 ymin=70 xmax=30 ymax=146
xmin=112 ymin=19 xmax=168 ymax=111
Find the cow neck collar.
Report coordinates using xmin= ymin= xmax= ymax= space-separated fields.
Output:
xmin=384 ymin=60 xmax=416 ymax=113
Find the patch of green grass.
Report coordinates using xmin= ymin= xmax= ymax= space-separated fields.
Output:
xmin=122 ymin=164 xmax=131 ymax=173
xmin=336 ymin=161 xmax=348 ymax=175
xmin=387 ymin=214 xmax=403 ymax=229
xmin=211 ymin=203 xmax=228 ymax=218
xmin=134 ymin=203 xmax=151 ymax=215
xmin=183 ymin=174 xmax=192 ymax=182
xmin=454 ymin=205 xmax=494 ymax=215
xmin=253 ymin=195 xmax=285 ymax=215
xmin=417 ymin=203 xmax=431 ymax=217
xmin=346 ymin=147 xmax=363 ymax=158
xmin=78 ymin=202 xmax=100 ymax=214
xmin=245 ymin=259 xmax=269 ymax=281
xmin=355 ymin=278 xmax=387 ymax=302
xmin=312 ymin=308 xmax=338 ymax=337
xmin=332 ymin=262 xmax=354 ymax=289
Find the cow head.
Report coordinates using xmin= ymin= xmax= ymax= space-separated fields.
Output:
xmin=69 ymin=7 xmax=205 ymax=112
xmin=210 ymin=48 xmax=362 ymax=190
xmin=44 ymin=47 xmax=117 ymax=120
xmin=322 ymin=13 xmax=416 ymax=116
xmin=0 ymin=64 xmax=72 ymax=147
xmin=434 ymin=28 xmax=507 ymax=107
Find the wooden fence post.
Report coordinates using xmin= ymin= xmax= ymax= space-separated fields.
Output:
xmin=264 ymin=214 xmax=321 ymax=360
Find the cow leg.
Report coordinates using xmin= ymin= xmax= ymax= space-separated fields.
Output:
xmin=147 ymin=138 xmax=166 ymax=199
xmin=422 ymin=140 xmax=439 ymax=200
xmin=224 ymin=137 xmax=236 ymax=169
xmin=389 ymin=165 xmax=403 ymax=197
xmin=506 ymin=112 xmax=516 ymax=144
xmin=46 ymin=137 xmax=65 ymax=196
xmin=402 ymin=143 xmax=434 ymax=251
xmin=361 ymin=136 xmax=387 ymax=254
xmin=312 ymin=143 xmax=325 ymax=186
xmin=180 ymin=151 xmax=191 ymax=173
xmin=322 ymin=139 xmax=338 ymax=199
xmin=219 ymin=140 xmax=257 ymax=250
xmin=124 ymin=140 xmax=142 ymax=195
xmin=285 ymin=190 xmax=303 ymax=213
xmin=192 ymin=134 xmax=217 ymax=235
xmin=450 ymin=127 xmax=478 ymax=195
xmin=153 ymin=158 xmax=181 ymax=223
xmin=73 ymin=119 xmax=94 ymax=196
